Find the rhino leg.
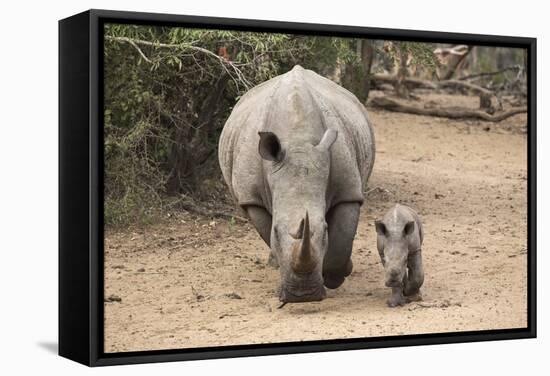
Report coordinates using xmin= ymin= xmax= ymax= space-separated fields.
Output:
xmin=245 ymin=205 xmax=278 ymax=267
xmin=322 ymin=202 xmax=360 ymax=289
xmin=404 ymin=251 xmax=424 ymax=297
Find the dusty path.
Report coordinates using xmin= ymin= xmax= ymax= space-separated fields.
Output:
xmin=104 ymin=94 xmax=527 ymax=352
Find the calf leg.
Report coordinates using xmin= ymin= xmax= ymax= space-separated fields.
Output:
xmin=244 ymin=205 xmax=278 ymax=267
xmin=387 ymin=286 xmax=410 ymax=307
xmin=404 ymin=251 xmax=424 ymax=297
xmin=323 ymin=202 xmax=360 ymax=289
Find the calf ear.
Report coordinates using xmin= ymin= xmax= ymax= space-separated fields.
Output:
xmin=375 ymin=220 xmax=387 ymax=236
xmin=316 ymin=128 xmax=338 ymax=151
xmin=258 ymin=132 xmax=284 ymax=162
xmin=404 ymin=221 xmax=415 ymax=236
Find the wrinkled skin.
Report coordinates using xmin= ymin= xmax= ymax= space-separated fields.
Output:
xmin=266 ymin=130 xmax=335 ymax=302
xmin=375 ymin=204 xmax=424 ymax=307
xmin=219 ymin=66 xmax=375 ymax=302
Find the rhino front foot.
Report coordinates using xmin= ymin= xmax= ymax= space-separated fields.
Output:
xmin=323 ymin=274 xmax=345 ymax=289
xmin=323 ymin=259 xmax=353 ymax=289
xmin=323 ymin=202 xmax=359 ymax=289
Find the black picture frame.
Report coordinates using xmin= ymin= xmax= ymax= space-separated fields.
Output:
xmin=59 ymin=9 xmax=537 ymax=367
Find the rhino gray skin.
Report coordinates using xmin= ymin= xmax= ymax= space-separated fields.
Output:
xmin=218 ymin=65 xmax=375 ymax=303
xmin=375 ymin=204 xmax=424 ymax=307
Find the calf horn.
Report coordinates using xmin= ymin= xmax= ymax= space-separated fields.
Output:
xmin=291 ymin=212 xmax=316 ymax=273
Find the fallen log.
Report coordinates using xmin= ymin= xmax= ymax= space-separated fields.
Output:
xmin=371 ymin=74 xmax=437 ymax=90
xmin=369 ymin=96 xmax=527 ymax=122
xmin=439 ymin=79 xmax=501 ymax=113
xmin=370 ymin=75 xmax=502 ymax=114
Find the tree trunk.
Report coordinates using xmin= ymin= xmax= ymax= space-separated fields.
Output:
xmin=394 ymin=43 xmax=411 ymax=99
xmin=360 ymin=39 xmax=375 ymax=101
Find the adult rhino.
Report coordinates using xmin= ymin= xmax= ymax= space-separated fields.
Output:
xmin=219 ymin=65 xmax=375 ymax=303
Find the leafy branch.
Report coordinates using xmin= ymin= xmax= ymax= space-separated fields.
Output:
xmin=105 ymin=35 xmax=253 ymax=90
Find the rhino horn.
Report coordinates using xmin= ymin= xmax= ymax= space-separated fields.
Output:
xmin=291 ymin=212 xmax=316 ymax=273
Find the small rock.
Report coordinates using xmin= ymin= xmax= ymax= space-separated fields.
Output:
xmin=224 ymin=292 xmax=242 ymax=299
xmin=105 ymin=294 xmax=122 ymax=303
xmin=137 ymin=268 xmax=146 ymax=272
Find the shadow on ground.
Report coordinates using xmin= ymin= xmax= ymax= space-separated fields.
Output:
xmin=37 ymin=341 xmax=58 ymax=354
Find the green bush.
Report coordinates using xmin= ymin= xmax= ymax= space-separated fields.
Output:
xmin=103 ymin=24 xmax=367 ymax=225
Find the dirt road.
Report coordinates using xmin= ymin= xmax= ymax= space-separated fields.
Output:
xmin=104 ymin=94 xmax=527 ymax=352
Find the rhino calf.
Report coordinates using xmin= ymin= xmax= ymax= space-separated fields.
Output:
xmin=375 ymin=204 xmax=424 ymax=307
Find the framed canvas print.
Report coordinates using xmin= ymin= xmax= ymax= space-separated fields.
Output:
xmin=59 ymin=9 xmax=536 ymax=366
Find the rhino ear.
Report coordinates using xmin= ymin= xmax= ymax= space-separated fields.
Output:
xmin=258 ymin=131 xmax=284 ymax=162
xmin=403 ymin=221 xmax=415 ymax=236
xmin=316 ymin=129 xmax=338 ymax=151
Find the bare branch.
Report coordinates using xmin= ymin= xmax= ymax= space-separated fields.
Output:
xmin=459 ymin=65 xmax=522 ymax=81
xmin=118 ymin=37 xmax=153 ymax=64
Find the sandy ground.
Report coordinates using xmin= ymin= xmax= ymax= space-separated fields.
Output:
xmin=104 ymin=93 xmax=528 ymax=353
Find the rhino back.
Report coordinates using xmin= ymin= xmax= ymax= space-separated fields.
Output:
xmin=218 ymin=66 xmax=375 ymax=213
xmin=300 ymin=69 xmax=375 ymax=199
xmin=218 ymin=76 xmax=283 ymax=205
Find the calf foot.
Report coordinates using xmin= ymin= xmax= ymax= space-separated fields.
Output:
xmin=267 ymin=251 xmax=279 ymax=268
xmin=387 ymin=288 xmax=410 ymax=307
xmin=387 ymin=295 xmax=410 ymax=307
xmin=406 ymin=291 xmax=423 ymax=302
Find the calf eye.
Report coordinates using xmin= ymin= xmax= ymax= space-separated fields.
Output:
xmin=273 ymin=225 xmax=281 ymax=241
